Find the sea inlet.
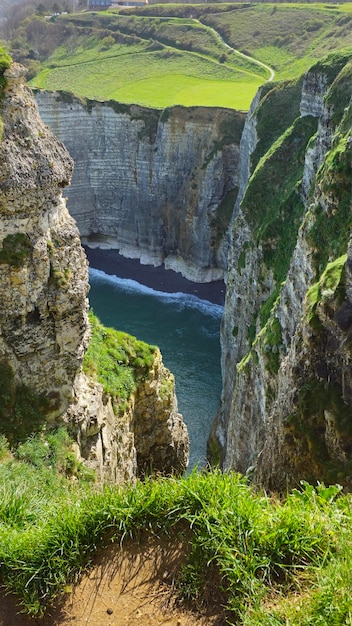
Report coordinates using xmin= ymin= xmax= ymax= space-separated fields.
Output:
xmin=86 ymin=248 xmax=224 ymax=470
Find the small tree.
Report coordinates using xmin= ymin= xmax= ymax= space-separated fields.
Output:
xmin=36 ymin=3 xmax=46 ymax=15
xmin=100 ymin=35 xmax=115 ymax=50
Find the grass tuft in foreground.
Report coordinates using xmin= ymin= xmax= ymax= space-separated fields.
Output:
xmin=1 ymin=446 xmax=352 ymax=625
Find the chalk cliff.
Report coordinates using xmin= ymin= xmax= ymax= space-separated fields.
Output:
xmin=0 ymin=62 xmax=189 ymax=480
xmin=211 ymin=51 xmax=352 ymax=490
xmin=35 ymin=92 xmax=245 ymax=282
xmin=16 ymin=49 xmax=352 ymax=490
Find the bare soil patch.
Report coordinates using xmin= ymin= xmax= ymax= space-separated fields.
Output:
xmin=0 ymin=534 xmax=227 ymax=626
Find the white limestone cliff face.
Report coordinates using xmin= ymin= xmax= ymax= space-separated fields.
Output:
xmin=209 ymin=90 xmax=264 ymax=463
xmin=212 ymin=56 xmax=352 ymax=488
xmin=35 ymin=91 xmax=245 ymax=282
xmin=0 ymin=64 xmax=189 ymax=480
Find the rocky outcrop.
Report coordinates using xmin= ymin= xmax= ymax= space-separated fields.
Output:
xmin=64 ymin=348 xmax=189 ymax=483
xmin=0 ymin=62 xmax=189 ymax=479
xmin=35 ymin=91 xmax=245 ymax=282
xmin=0 ymin=63 xmax=89 ymax=419
xmin=211 ymin=52 xmax=352 ymax=489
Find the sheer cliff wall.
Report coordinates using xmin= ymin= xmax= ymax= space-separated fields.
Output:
xmin=0 ymin=64 xmax=189 ymax=481
xmin=0 ymin=63 xmax=89 ymax=420
xmin=35 ymin=92 xmax=245 ymax=282
xmin=210 ymin=52 xmax=352 ymax=490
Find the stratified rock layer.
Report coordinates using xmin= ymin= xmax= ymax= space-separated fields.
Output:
xmin=35 ymin=92 xmax=245 ymax=282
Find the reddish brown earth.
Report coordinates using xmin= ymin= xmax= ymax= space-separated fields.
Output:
xmin=0 ymin=535 xmax=227 ymax=626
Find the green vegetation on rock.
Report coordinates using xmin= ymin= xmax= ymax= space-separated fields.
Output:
xmin=83 ymin=312 xmax=156 ymax=414
xmin=231 ymin=51 xmax=351 ymax=383
xmin=287 ymin=376 xmax=352 ymax=485
xmin=0 ymin=362 xmax=50 ymax=444
xmin=305 ymin=254 xmax=347 ymax=330
xmin=0 ymin=45 xmax=11 ymax=87
xmin=0 ymin=233 xmax=32 ymax=267
xmin=308 ymin=103 xmax=352 ymax=271
xmin=251 ymin=76 xmax=304 ymax=170
xmin=244 ymin=114 xmax=318 ymax=305
xmin=0 ymin=45 xmax=11 ymax=138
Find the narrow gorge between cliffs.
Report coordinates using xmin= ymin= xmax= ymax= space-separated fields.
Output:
xmin=34 ymin=48 xmax=352 ymax=489
xmin=87 ymin=255 xmax=224 ymax=470
xmin=34 ymin=92 xmax=238 ymax=471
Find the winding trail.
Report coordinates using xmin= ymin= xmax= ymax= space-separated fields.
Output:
xmin=194 ymin=19 xmax=275 ymax=82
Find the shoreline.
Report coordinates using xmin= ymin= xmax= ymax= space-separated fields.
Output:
xmin=84 ymin=247 xmax=226 ymax=307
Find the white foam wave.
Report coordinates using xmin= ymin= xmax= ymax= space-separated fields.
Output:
xmin=89 ymin=268 xmax=224 ymax=318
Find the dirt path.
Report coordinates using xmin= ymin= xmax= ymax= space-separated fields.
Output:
xmin=0 ymin=535 xmax=227 ymax=626
xmin=194 ymin=18 xmax=275 ymax=82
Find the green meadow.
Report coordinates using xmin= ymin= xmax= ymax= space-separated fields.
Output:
xmin=33 ymin=46 xmax=263 ymax=109
xmin=27 ymin=3 xmax=352 ymax=110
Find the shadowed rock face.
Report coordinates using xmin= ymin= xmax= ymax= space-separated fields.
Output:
xmin=35 ymin=92 xmax=245 ymax=283
xmin=0 ymin=63 xmax=90 ymax=417
xmin=0 ymin=64 xmax=189 ymax=481
xmin=211 ymin=55 xmax=352 ymax=490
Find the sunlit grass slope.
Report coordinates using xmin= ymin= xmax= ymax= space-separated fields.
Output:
xmin=28 ymin=4 xmax=352 ymax=109
xmin=32 ymin=44 xmax=262 ymax=109
xmin=30 ymin=16 xmax=265 ymax=109
xmin=199 ymin=2 xmax=352 ymax=79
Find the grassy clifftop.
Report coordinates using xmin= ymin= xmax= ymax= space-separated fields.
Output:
xmin=1 ymin=454 xmax=352 ymax=624
xmin=4 ymin=3 xmax=352 ymax=109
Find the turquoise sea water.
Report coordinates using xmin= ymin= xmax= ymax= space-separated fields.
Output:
xmin=88 ymin=268 xmax=223 ymax=469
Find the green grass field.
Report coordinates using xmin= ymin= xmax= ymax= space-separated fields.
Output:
xmin=33 ymin=45 xmax=262 ymax=108
xmin=26 ymin=3 xmax=352 ymax=110
xmin=200 ymin=3 xmax=352 ymax=79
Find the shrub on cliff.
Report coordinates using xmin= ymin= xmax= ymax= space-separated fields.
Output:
xmin=0 ymin=46 xmax=11 ymax=74
xmin=0 ymin=45 xmax=11 ymax=92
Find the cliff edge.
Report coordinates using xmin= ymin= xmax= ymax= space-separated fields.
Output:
xmin=0 ymin=61 xmax=189 ymax=480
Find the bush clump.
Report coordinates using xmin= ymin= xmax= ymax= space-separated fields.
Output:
xmin=0 ymin=233 xmax=32 ymax=267
xmin=0 ymin=45 xmax=11 ymax=86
